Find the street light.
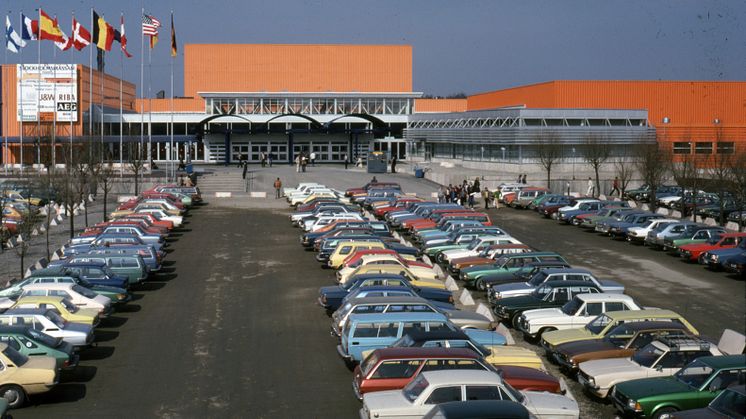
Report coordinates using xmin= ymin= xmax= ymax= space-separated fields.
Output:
xmin=572 ymin=147 xmax=576 ymax=180
xmin=500 ymin=146 xmax=506 ymax=160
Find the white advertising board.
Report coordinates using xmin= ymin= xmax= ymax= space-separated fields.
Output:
xmin=17 ymin=64 xmax=78 ymax=122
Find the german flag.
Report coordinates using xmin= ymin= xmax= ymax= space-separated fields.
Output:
xmin=39 ymin=9 xmax=64 ymax=42
xmin=92 ymin=10 xmax=115 ymax=51
xmin=170 ymin=13 xmax=177 ymax=57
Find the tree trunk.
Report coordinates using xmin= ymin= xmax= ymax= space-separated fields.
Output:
xmin=103 ymin=187 xmax=108 ymax=222
xmin=546 ymin=167 xmax=551 ymax=190
xmin=69 ymin=205 xmax=75 ymax=239
xmin=20 ymin=251 xmax=25 ymax=279
xmin=594 ymin=165 xmax=601 ymax=198
xmin=84 ymin=203 xmax=89 ymax=227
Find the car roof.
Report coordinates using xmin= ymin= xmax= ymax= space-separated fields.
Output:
xmin=696 ymin=354 xmax=746 ymax=369
xmin=0 ymin=325 xmax=32 ymax=334
xmin=539 ymin=268 xmax=592 ymax=275
xmin=371 ymin=347 xmax=480 ymax=360
xmin=345 ymin=296 xmax=430 ymax=306
xmin=2 ymin=308 xmax=51 ymax=316
xmin=604 ymin=308 xmax=681 ymax=320
xmin=347 ymin=312 xmax=446 ymax=323
xmin=22 ymin=283 xmax=74 ymax=290
xmin=610 ymin=320 xmax=690 ymax=332
xmin=538 ymin=280 xmax=601 ymax=289
xmin=420 ymin=370 xmax=502 ymax=386
xmin=575 ymin=293 xmax=634 ymax=302
xmin=14 ymin=295 xmax=65 ymax=304
xmin=404 ymin=330 xmax=470 ymax=341
xmin=351 ymin=274 xmax=407 ymax=281
xmin=429 ymin=400 xmax=529 ymax=419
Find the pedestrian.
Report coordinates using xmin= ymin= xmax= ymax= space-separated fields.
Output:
xmin=268 ymin=153 xmax=273 ymax=167
xmin=242 ymin=160 xmax=248 ymax=179
xmin=521 ymin=174 xmax=527 ymax=184
xmin=449 ymin=186 xmax=456 ymax=203
xmin=437 ymin=187 xmax=445 ymax=203
xmin=295 ymin=154 xmax=301 ymax=173
xmin=482 ymin=187 xmax=490 ymax=209
xmin=301 ymin=154 xmax=308 ymax=172
xmin=273 ymin=177 xmax=282 ymax=199
xmin=517 ymin=173 xmax=522 ymax=184
xmin=178 ymin=158 xmax=186 ymax=171
xmin=468 ymin=191 xmax=476 ymax=208
xmin=494 ymin=188 xmax=501 ymax=209
xmin=371 ymin=176 xmax=378 ymax=183
xmin=473 ymin=177 xmax=480 ymax=193
xmin=343 ymin=153 xmax=348 ymax=169
xmin=391 ymin=156 xmax=397 ymax=173
xmin=460 ymin=188 xmax=467 ymax=206
xmin=610 ymin=176 xmax=620 ymax=197
xmin=355 ymin=156 xmax=363 ymax=167
xmin=260 ymin=152 xmax=266 ymax=168
xmin=587 ymin=177 xmax=595 ymax=196
xmin=310 ymin=151 xmax=316 ymax=167
xmin=184 ymin=176 xmax=194 ymax=187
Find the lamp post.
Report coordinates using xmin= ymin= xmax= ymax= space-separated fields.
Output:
xmin=500 ymin=146 xmax=506 ymax=160
xmin=571 ymin=147 xmax=576 ymax=180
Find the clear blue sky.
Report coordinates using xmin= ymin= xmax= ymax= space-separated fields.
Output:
xmin=4 ymin=0 xmax=744 ymax=97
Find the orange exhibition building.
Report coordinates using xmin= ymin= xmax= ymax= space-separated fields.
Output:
xmin=1 ymin=44 xmax=743 ymax=168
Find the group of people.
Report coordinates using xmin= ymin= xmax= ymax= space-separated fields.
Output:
xmin=259 ymin=152 xmax=274 ymax=168
xmin=295 ymin=152 xmax=317 ymax=172
xmin=437 ymin=177 xmax=483 ymax=208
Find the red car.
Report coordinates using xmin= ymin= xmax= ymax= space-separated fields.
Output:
xmin=116 ymin=213 xmax=174 ymax=230
xmin=373 ymin=198 xmax=423 ymax=218
xmin=352 ymin=347 xmax=562 ymax=399
xmin=678 ymin=232 xmax=746 ymax=262
xmin=345 ymin=182 xmax=401 ymax=197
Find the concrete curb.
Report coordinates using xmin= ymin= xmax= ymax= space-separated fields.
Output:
xmin=656 ymin=207 xmax=670 ymax=216
xmin=444 ymin=275 xmax=460 ymax=291
xmin=495 ymin=323 xmax=515 ymax=345
xmin=459 ymin=289 xmax=475 ymax=306
xmin=432 ymin=264 xmax=445 ymax=279
xmin=671 ymin=210 xmax=682 ymax=218
xmin=726 ymin=222 xmax=740 ymax=232
xmin=250 ymin=191 xmax=267 ymax=198
xmin=475 ymin=303 xmax=495 ymax=322
xmin=215 ymin=192 xmax=232 ymax=198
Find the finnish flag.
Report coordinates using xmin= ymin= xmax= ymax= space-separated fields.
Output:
xmin=5 ymin=15 xmax=26 ymax=53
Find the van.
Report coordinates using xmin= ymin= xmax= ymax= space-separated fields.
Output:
xmin=327 ymin=241 xmax=387 ymax=268
xmin=337 ymin=312 xmax=454 ymax=363
xmin=62 ymin=255 xmax=147 ymax=284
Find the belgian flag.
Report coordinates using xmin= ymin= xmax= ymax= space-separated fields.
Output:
xmin=92 ymin=10 xmax=115 ymax=51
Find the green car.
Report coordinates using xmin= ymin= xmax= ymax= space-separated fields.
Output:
xmin=423 ymin=233 xmax=487 ymax=258
xmin=581 ymin=208 xmax=637 ymax=229
xmin=63 ymin=254 xmax=148 ymax=285
xmin=528 ymin=194 xmax=563 ymax=210
xmin=0 ymin=325 xmax=78 ymax=370
xmin=610 ymin=354 xmax=746 ymax=418
xmin=492 ymin=280 xmax=602 ymax=327
xmin=663 ymin=227 xmax=725 ymax=253
xmin=460 ymin=252 xmax=567 ymax=285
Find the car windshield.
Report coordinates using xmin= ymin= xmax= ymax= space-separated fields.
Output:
xmin=640 ymin=220 xmax=655 ymax=228
xmin=494 ymin=256 xmax=508 ymax=266
xmin=72 ymin=285 xmax=98 ymax=299
xmin=561 ymin=298 xmax=582 ymax=315
xmin=402 ymin=374 xmax=429 ymax=402
xmin=2 ymin=345 xmax=28 ymax=366
xmin=46 ymin=311 xmax=67 ymax=328
xmin=709 ymin=387 xmax=746 ymax=417
xmin=706 ymin=235 xmax=722 ymax=245
xmin=631 ymin=343 xmax=665 ymax=368
xmin=531 ymin=284 xmax=552 ymax=298
xmin=360 ymin=353 xmax=380 ymax=376
xmin=585 ymin=314 xmax=613 ymax=335
xmin=61 ymin=298 xmax=79 ymax=313
xmin=528 ymin=271 xmax=549 ymax=286
xmin=466 ymin=239 xmax=481 ymax=250
xmin=338 ymin=302 xmax=353 ymax=317
xmin=674 ymin=359 xmax=714 ymax=389
xmin=27 ymin=328 xmax=61 ymax=347
xmin=604 ymin=324 xmax=636 ymax=347
xmin=502 ymin=380 xmax=525 ymax=403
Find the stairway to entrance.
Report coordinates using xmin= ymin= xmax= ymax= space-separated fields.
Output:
xmin=196 ymin=167 xmax=248 ymax=194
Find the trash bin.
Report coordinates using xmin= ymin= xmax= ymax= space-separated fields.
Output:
xmin=414 ymin=168 xmax=424 ymax=178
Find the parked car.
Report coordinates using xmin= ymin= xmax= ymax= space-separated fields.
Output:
xmin=0 ymin=342 xmax=57 ymax=408
xmin=517 ymin=293 xmax=643 ymax=341
xmin=19 ymin=283 xmax=112 ymax=315
xmin=551 ymin=321 xmax=695 ymax=374
xmin=476 ymin=262 xmax=572 ymax=292
xmin=359 ymin=370 xmax=579 ymax=419
xmin=0 ymin=308 xmax=94 ymax=347
xmin=724 ymin=252 xmax=746 ymax=277
xmin=487 ymin=268 xmax=625 ymax=302
xmin=0 ymin=325 xmax=78 ymax=370
xmin=610 ymin=355 xmax=746 ymax=419
xmin=423 ymin=400 xmax=531 ymax=419
xmin=10 ymin=296 xmax=100 ymax=327
xmin=701 ymin=240 xmax=746 ymax=270
xmin=678 ymin=233 xmax=746 ymax=263
xmin=626 ymin=219 xmax=679 ymax=244
xmin=645 ymin=222 xmax=702 ymax=250
xmin=2 ymin=273 xmax=129 ymax=305
xmin=663 ymin=227 xmax=726 ymax=253
xmin=656 ymin=384 xmax=746 ymax=419
xmin=460 ymin=252 xmax=568 ymax=290
xmin=606 ymin=213 xmax=665 ymax=239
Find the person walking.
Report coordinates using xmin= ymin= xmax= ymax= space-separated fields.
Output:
xmin=273 ymin=177 xmax=282 ymax=199
xmin=521 ymin=174 xmax=527 ymax=184
xmin=295 ymin=154 xmax=301 ymax=173
xmin=310 ymin=151 xmax=316 ymax=167
xmin=343 ymin=154 xmax=348 ymax=169
xmin=473 ymin=177 xmax=480 ymax=193
xmin=301 ymin=153 xmax=308 ymax=172
xmin=437 ymin=187 xmax=445 ymax=203
xmin=610 ymin=176 xmax=620 ymax=197
xmin=517 ymin=173 xmax=522 ymax=184
xmin=482 ymin=187 xmax=490 ymax=209
xmin=391 ymin=156 xmax=397 ymax=173
xmin=587 ymin=177 xmax=595 ymax=197
xmin=494 ymin=188 xmax=501 ymax=209
xmin=260 ymin=152 xmax=266 ymax=168
xmin=268 ymin=153 xmax=273 ymax=167
xmin=468 ymin=190 xmax=476 ymax=208
xmin=242 ymin=160 xmax=248 ymax=180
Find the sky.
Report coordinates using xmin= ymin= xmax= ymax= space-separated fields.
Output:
xmin=3 ymin=0 xmax=744 ymax=97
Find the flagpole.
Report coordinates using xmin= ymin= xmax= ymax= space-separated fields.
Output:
xmin=69 ymin=13 xmax=74 ymax=166
xmin=119 ymin=12 xmax=124 ymax=178
xmin=52 ymin=27 xmax=57 ymax=170
xmin=140 ymin=6 xmax=144 ymax=179
xmin=3 ymin=13 xmax=7 ymax=175
xmin=88 ymin=8 xmax=93 ymax=147
xmin=18 ymin=12 xmax=24 ymax=175
xmin=36 ymin=8 xmax=41 ymax=172
xmin=148 ymin=41 xmax=152 ymax=173
xmin=169 ymin=11 xmax=174 ymax=182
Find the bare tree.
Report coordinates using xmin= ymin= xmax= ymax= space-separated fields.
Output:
xmin=614 ymin=157 xmax=635 ymax=198
xmin=32 ymin=170 xmax=61 ymax=260
xmin=635 ymin=143 xmax=671 ymax=212
xmin=98 ymin=163 xmax=116 ymax=223
xmin=707 ymin=144 xmax=736 ymax=226
xmin=535 ymin=132 xmax=563 ymax=190
xmin=583 ymin=134 xmax=611 ymax=197
xmin=127 ymin=143 xmax=147 ymax=195
xmin=58 ymin=144 xmax=83 ymax=239
xmin=729 ymin=150 xmax=746 ymax=232
xmin=13 ymin=208 xmax=38 ymax=279
xmin=671 ymin=152 xmax=705 ymax=220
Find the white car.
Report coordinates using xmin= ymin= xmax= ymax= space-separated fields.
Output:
xmin=288 ymin=191 xmax=338 ymax=206
xmin=578 ymin=334 xmax=733 ymax=398
xmin=336 ymin=254 xmax=439 ymax=285
xmin=20 ymin=283 xmax=111 ymax=314
xmin=556 ymin=199 xmax=600 ymax=215
xmin=303 ymin=214 xmax=364 ymax=232
xmin=0 ymin=309 xmax=94 ymax=347
xmin=517 ymin=294 xmax=643 ymax=340
xmin=135 ymin=208 xmax=183 ymax=227
xmin=283 ymin=182 xmax=322 ymax=196
xmin=441 ymin=236 xmax=522 ymax=263
xmin=626 ymin=218 xmax=678 ymax=243
xmin=360 ymin=370 xmax=579 ymax=419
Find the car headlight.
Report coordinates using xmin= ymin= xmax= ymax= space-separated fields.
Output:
xmin=116 ymin=294 xmax=127 ymax=301
xmin=627 ymin=399 xmax=642 ymax=412
xmin=495 ymin=292 xmax=502 ymax=300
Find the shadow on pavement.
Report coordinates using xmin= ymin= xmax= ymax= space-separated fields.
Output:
xmin=93 ymin=331 xmax=119 ymax=343
xmin=28 ymin=383 xmax=87 ymax=406
xmin=78 ymin=346 xmax=115 ymax=361
xmin=100 ymin=316 xmax=128 ymax=328
xmin=116 ymin=304 xmax=142 ymax=313
xmin=60 ymin=365 xmax=97 ymax=383
xmin=135 ymin=282 xmax=167 ymax=292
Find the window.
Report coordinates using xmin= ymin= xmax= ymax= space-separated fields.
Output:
xmin=657 ymin=351 xmax=689 ymax=369
xmin=371 ymin=360 xmax=422 ymax=379
xmin=717 ymin=142 xmax=735 ymax=154
xmin=425 ymin=386 xmax=462 ymax=404
xmin=353 ymin=305 xmax=386 ymax=315
xmin=0 ymin=337 xmax=20 ymax=351
xmin=18 ymin=337 xmax=36 ymax=349
xmin=584 ymin=303 xmax=604 ymax=316
xmin=709 ymin=369 xmax=746 ymax=391
xmin=24 ymin=290 xmax=47 ymax=297
xmin=422 ymin=359 xmax=485 ymax=372
xmin=550 ymin=288 xmax=570 ymax=303
xmin=465 ymin=385 xmax=503 ymax=401
xmin=352 ymin=324 xmax=378 ymax=338
xmin=695 ymin=142 xmax=713 ymax=155
xmin=605 ymin=302 xmax=628 ymax=312
xmin=673 ymin=142 xmax=691 ymax=154
xmin=427 ymin=322 xmax=452 ymax=332
xmin=402 ymin=322 xmax=425 ymax=335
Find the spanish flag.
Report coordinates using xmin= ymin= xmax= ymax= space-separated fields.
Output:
xmin=92 ymin=10 xmax=115 ymax=51
xmin=39 ymin=9 xmax=64 ymax=43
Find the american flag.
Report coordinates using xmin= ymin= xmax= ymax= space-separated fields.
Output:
xmin=142 ymin=14 xmax=161 ymax=36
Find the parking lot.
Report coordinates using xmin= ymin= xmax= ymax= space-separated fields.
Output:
xmin=11 ymin=165 xmax=744 ymax=418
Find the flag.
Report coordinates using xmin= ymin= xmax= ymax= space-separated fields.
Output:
xmin=170 ymin=13 xmax=177 ymax=57
xmin=119 ymin=14 xmax=133 ymax=58
xmin=71 ymin=17 xmax=90 ymax=50
xmin=5 ymin=15 xmax=26 ymax=53
xmin=21 ymin=14 xmax=37 ymax=41
xmin=142 ymin=14 xmax=160 ymax=49
xmin=39 ymin=9 xmax=64 ymax=42
xmin=92 ymin=10 xmax=115 ymax=51
xmin=54 ymin=17 xmax=73 ymax=51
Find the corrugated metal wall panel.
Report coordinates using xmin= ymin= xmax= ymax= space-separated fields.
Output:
xmin=134 ymin=97 xmax=203 ymax=113
xmin=467 ymin=81 xmax=557 ymax=110
xmin=183 ymin=44 xmax=412 ymax=97
xmin=414 ymin=99 xmax=467 ymax=113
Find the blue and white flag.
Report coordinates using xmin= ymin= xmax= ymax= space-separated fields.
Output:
xmin=21 ymin=13 xmax=36 ymax=41
xmin=5 ymin=15 xmax=26 ymax=53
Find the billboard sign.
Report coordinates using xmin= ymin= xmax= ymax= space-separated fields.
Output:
xmin=17 ymin=64 xmax=78 ymax=122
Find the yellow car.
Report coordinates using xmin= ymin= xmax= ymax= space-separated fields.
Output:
xmin=0 ymin=342 xmax=57 ymax=408
xmin=12 ymin=296 xmax=100 ymax=327
xmin=297 ymin=193 xmax=339 ymax=206
xmin=336 ymin=255 xmax=440 ymax=285
xmin=540 ymin=308 xmax=698 ymax=351
xmin=362 ymin=345 xmax=544 ymax=371
xmin=2 ymin=206 xmax=23 ymax=219
xmin=328 ymin=241 xmax=387 ymax=269
xmin=3 ymin=190 xmax=43 ymax=207
xmin=342 ymin=264 xmax=446 ymax=290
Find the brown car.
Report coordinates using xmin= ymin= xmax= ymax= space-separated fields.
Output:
xmin=551 ymin=321 xmax=694 ymax=373
xmin=448 ymin=244 xmax=532 ymax=275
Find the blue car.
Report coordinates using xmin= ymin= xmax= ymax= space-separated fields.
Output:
xmin=701 ymin=240 xmax=746 ymax=270
xmin=36 ymin=263 xmax=128 ymax=289
xmin=606 ymin=212 xmax=663 ymax=239
xmin=317 ymin=273 xmax=454 ymax=312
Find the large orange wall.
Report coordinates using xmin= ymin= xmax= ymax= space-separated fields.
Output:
xmin=184 ymin=44 xmax=412 ymax=97
xmin=414 ymin=99 xmax=467 ymax=113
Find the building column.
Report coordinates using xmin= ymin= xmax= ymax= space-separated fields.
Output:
xmin=224 ymin=128 xmax=231 ymax=166
xmin=287 ymin=132 xmax=294 ymax=165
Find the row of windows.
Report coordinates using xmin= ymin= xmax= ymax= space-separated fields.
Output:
xmin=673 ymin=142 xmax=735 ymax=155
xmin=208 ymin=97 xmax=413 ymax=116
